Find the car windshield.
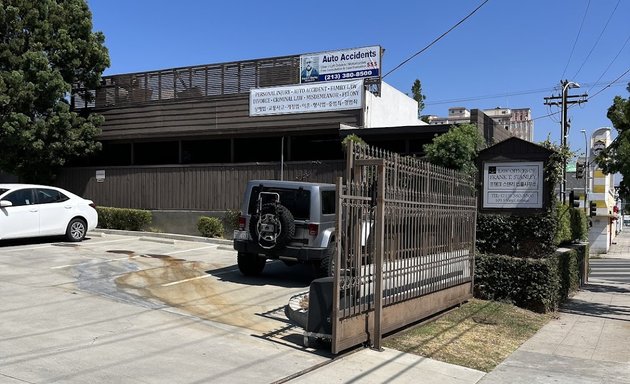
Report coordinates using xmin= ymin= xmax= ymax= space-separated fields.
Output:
xmin=248 ymin=186 xmax=311 ymax=220
xmin=0 ymin=188 xmax=9 ymax=196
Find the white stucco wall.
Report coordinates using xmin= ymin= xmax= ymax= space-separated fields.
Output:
xmin=587 ymin=127 xmax=615 ymax=254
xmin=589 ymin=217 xmax=610 ymax=254
xmin=364 ymin=82 xmax=427 ymax=128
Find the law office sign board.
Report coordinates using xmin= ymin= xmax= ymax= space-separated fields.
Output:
xmin=299 ymin=45 xmax=381 ymax=84
xmin=483 ymin=162 xmax=543 ymax=208
xmin=250 ymin=79 xmax=363 ymax=116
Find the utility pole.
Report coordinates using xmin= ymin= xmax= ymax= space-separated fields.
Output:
xmin=544 ymin=80 xmax=588 ymax=204
xmin=581 ymin=129 xmax=589 ymax=215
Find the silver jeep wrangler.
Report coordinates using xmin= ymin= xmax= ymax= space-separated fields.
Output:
xmin=233 ymin=180 xmax=337 ymax=277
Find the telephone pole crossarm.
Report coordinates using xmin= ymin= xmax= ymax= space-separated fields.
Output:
xmin=543 ymin=80 xmax=588 ymax=204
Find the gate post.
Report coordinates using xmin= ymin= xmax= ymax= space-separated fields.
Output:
xmin=372 ymin=160 xmax=386 ymax=351
xmin=331 ymin=176 xmax=344 ymax=354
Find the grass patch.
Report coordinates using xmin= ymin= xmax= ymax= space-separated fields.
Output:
xmin=383 ymin=299 xmax=553 ymax=372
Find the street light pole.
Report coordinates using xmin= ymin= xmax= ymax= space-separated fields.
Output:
xmin=581 ymin=129 xmax=589 ymax=214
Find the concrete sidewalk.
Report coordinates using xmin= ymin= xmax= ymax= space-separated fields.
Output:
xmin=477 ymin=231 xmax=630 ymax=383
xmin=290 ymin=231 xmax=630 ymax=384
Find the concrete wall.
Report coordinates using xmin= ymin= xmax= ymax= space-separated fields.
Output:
xmin=588 ymin=216 xmax=610 ymax=254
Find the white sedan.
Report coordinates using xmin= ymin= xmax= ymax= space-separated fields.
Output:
xmin=0 ymin=184 xmax=98 ymax=242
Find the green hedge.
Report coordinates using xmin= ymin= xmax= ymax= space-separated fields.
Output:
xmin=476 ymin=212 xmax=557 ymax=258
xmin=570 ymin=208 xmax=589 ymax=243
xmin=474 ymin=244 xmax=587 ymax=313
xmin=554 ymin=204 xmax=572 ymax=245
xmin=96 ymin=207 xmax=152 ymax=231
xmin=477 ymin=205 xmax=587 ymax=258
xmin=197 ymin=216 xmax=224 ymax=238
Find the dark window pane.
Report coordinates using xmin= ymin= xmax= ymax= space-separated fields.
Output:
xmin=4 ymin=189 xmax=34 ymax=206
xmin=182 ymin=139 xmax=231 ymax=163
xmin=134 ymin=141 xmax=179 ymax=165
xmin=321 ymin=190 xmax=335 ymax=214
xmin=247 ymin=186 xmax=311 ymax=220
xmin=290 ymin=135 xmax=343 ymax=161
xmin=36 ymin=189 xmax=69 ymax=204
xmin=234 ymin=137 xmax=282 ymax=162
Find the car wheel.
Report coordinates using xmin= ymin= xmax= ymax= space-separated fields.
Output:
xmin=237 ymin=252 xmax=266 ymax=276
xmin=318 ymin=241 xmax=336 ymax=278
xmin=66 ymin=218 xmax=87 ymax=242
xmin=249 ymin=203 xmax=295 ymax=249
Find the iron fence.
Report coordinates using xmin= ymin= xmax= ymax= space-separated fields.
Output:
xmin=331 ymin=143 xmax=477 ymax=353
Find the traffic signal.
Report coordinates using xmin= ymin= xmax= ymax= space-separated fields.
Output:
xmin=569 ymin=191 xmax=580 ymax=208
xmin=589 ymin=201 xmax=597 ymax=217
xmin=576 ymin=162 xmax=585 ymax=179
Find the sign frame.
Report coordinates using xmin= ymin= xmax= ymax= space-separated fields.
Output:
xmin=299 ymin=45 xmax=381 ymax=84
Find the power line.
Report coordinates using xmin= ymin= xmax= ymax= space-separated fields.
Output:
xmin=532 ymin=72 xmax=629 ymax=121
xmin=572 ymin=0 xmax=621 ymax=79
xmin=533 ymin=110 xmax=560 ymax=122
xmin=587 ymin=32 xmax=630 ymax=95
xmin=425 ymin=87 xmax=550 ymax=106
xmin=382 ymin=0 xmax=489 ymax=79
xmin=425 ymin=79 xmax=627 ymax=106
xmin=588 ymin=67 xmax=630 ymax=100
xmin=561 ymin=0 xmax=591 ymax=80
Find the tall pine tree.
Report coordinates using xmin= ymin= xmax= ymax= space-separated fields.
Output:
xmin=0 ymin=0 xmax=109 ymax=182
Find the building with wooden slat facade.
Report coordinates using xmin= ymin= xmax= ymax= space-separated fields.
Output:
xmin=57 ymin=49 xmax=511 ymax=234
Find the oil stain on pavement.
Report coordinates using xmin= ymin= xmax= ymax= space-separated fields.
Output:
xmin=113 ymin=254 xmax=296 ymax=334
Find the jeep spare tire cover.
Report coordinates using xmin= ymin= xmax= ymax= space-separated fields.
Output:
xmin=250 ymin=203 xmax=295 ymax=249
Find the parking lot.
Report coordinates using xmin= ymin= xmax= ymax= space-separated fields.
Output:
xmin=0 ymin=232 xmax=331 ymax=383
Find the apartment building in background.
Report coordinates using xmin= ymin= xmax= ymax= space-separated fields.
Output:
xmin=428 ymin=106 xmax=534 ymax=142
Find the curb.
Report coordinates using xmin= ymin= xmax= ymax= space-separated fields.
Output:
xmin=90 ymin=228 xmax=233 ymax=246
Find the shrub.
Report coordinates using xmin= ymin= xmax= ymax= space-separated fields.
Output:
xmin=570 ymin=208 xmax=588 ymax=242
xmin=341 ymin=133 xmax=367 ymax=149
xmin=477 ymin=212 xmax=557 ymax=258
xmin=96 ymin=207 xmax=152 ymax=231
xmin=474 ymin=243 xmax=587 ymax=313
xmin=554 ymin=204 xmax=572 ymax=245
xmin=222 ymin=209 xmax=241 ymax=233
xmin=475 ymin=253 xmax=559 ymax=313
xmin=477 ymin=203 xmax=587 ymax=258
xmin=197 ymin=216 xmax=224 ymax=238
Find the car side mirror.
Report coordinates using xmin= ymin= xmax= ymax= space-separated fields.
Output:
xmin=0 ymin=200 xmax=13 ymax=207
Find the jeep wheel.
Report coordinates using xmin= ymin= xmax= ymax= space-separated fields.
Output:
xmin=318 ymin=241 xmax=336 ymax=278
xmin=237 ymin=252 xmax=266 ymax=276
xmin=249 ymin=203 xmax=295 ymax=249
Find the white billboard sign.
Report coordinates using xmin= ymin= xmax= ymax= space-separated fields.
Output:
xmin=299 ymin=46 xmax=381 ymax=83
xmin=250 ymin=80 xmax=363 ymax=116
xmin=483 ymin=162 xmax=544 ymax=208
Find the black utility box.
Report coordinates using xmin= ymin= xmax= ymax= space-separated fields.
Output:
xmin=306 ymin=277 xmax=334 ymax=337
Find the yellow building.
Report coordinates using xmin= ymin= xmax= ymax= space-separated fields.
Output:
xmin=588 ymin=127 xmax=620 ymax=254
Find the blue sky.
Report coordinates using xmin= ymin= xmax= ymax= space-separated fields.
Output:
xmin=87 ymin=0 xmax=629 ymax=155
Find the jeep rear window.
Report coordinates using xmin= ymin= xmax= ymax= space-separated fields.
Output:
xmin=248 ymin=186 xmax=311 ymax=220
xmin=321 ymin=190 xmax=335 ymax=214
